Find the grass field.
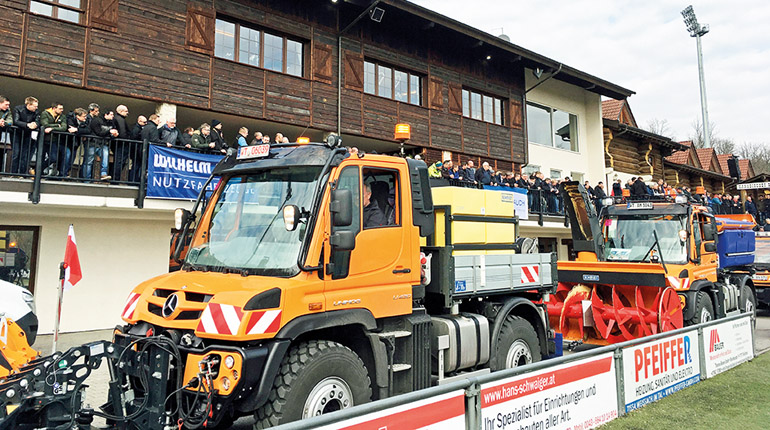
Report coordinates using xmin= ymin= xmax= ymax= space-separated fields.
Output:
xmin=600 ymin=351 xmax=770 ymax=430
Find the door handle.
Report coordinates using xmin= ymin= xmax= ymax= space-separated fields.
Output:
xmin=392 ymin=268 xmax=411 ymax=274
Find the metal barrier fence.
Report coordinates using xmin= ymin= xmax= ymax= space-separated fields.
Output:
xmin=274 ymin=312 xmax=756 ymax=430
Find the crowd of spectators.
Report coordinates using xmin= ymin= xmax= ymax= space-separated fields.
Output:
xmin=0 ymin=94 xmax=295 ymax=182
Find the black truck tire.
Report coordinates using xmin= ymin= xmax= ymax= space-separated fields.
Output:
xmin=688 ymin=291 xmax=714 ymax=325
xmin=254 ymin=340 xmax=372 ymax=429
xmin=489 ymin=315 xmax=541 ymax=371
xmin=739 ymin=284 xmax=757 ymax=328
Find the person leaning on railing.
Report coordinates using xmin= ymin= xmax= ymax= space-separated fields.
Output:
xmin=191 ymin=123 xmax=214 ymax=152
xmin=87 ymin=108 xmax=118 ymax=181
xmin=39 ymin=102 xmax=70 ymax=177
xmin=11 ymin=96 xmax=40 ymax=175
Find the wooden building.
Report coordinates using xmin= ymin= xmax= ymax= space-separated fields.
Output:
xmin=601 ymin=99 xmax=686 ymax=184
xmin=0 ymin=0 xmax=632 ymax=172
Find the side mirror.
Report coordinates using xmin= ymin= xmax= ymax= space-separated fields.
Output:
xmin=174 ymin=208 xmax=192 ymax=230
xmin=704 ymin=242 xmax=717 ymax=253
xmin=283 ymin=205 xmax=301 ymax=231
xmin=703 ymin=223 xmax=717 ymax=241
xmin=330 ymin=230 xmax=355 ymax=251
xmin=330 ymin=189 xmax=353 ymax=227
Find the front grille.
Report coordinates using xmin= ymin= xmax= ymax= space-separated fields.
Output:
xmin=177 ymin=311 xmax=203 ymax=320
xmin=153 ymin=289 xmax=175 ymax=298
xmin=185 ymin=292 xmax=212 ymax=303
xmin=148 ymin=303 xmax=163 ymax=316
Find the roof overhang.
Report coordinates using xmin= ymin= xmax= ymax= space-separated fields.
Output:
xmin=663 ymin=160 xmax=732 ymax=182
xmin=377 ymin=0 xmax=635 ymax=100
xmin=603 ymin=119 xmax=687 ymax=152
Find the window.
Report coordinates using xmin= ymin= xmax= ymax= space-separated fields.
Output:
xmin=363 ymin=60 xmax=422 ymax=106
xmin=29 ymin=0 xmax=84 ymax=24
xmin=526 ymin=102 xmax=579 ymax=152
xmin=522 ymin=165 xmax=540 ymax=177
xmin=215 ymin=18 xmax=304 ymax=77
xmin=462 ymin=89 xmax=504 ymax=125
xmin=570 ymin=172 xmax=584 ymax=183
xmin=0 ymin=227 xmax=39 ymax=293
xmin=550 ymin=169 xmax=562 ymax=180
xmin=363 ymin=168 xmax=399 ymax=228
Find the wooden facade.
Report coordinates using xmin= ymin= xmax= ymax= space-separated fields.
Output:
xmin=0 ymin=0 xmax=561 ymax=171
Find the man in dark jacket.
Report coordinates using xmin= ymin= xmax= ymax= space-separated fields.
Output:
xmin=141 ymin=114 xmax=162 ymax=144
xmin=191 ymin=123 xmax=214 ymax=151
xmin=130 ymin=115 xmax=147 ymax=141
xmin=159 ymin=118 xmax=181 ymax=147
xmin=39 ymin=102 xmax=69 ymax=176
xmin=85 ymin=109 xmax=118 ymax=181
xmin=594 ymin=181 xmax=607 ymax=212
xmin=11 ymin=96 xmax=40 ymax=175
xmin=630 ymin=177 xmax=647 ymax=198
xmin=475 ymin=162 xmax=495 ymax=185
xmin=179 ymin=127 xmax=194 ymax=149
xmin=111 ymin=105 xmax=132 ymax=181
xmin=0 ymin=96 xmax=12 ymax=142
xmin=363 ymin=183 xmax=386 ymax=228
xmin=210 ymin=119 xmax=226 ymax=154
xmin=745 ymin=196 xmax=758 ymax=220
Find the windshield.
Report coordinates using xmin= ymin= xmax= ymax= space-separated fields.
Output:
xmin=756 ymin=237 xmax=770 ymax=265
xmin=185 ymin=167 xmax=322 ymax=276
xmin=604 ymin=214 xmax=688 ymax=264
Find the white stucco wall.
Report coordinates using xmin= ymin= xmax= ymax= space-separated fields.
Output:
xmin=1 ymin=197 xmax=188 ymax=334
xmin=524 ymin=73 xmax=605 ymax=186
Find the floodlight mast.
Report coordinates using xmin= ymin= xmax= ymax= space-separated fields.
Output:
xmin=681 ymin=5 xmax=711 ymax=148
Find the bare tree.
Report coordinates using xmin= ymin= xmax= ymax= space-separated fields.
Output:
xmin=645 ymin=118 xmax=673 ymax=139
xmin=737 ymin=142 xmax=770 ymax=175
xmin=688 ymin=117 xmax=735 ymax=154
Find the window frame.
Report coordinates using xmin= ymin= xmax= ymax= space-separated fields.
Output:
xmin=29 ymin=0 xmax=85 ymax=24
xmin=0 ymin=226 xmax=40 ymax=294
xmin=362 ymin=167 xmax=401 ymax=229
xmin=526 ymin=101 xmax=580 ymax=152
xmin=363 ymin=60 xmax=423 ymax=107
xmin=215 ymin=17 xmax=305 ymax=78
xmin=462 ymin=88 xmax=505 ymax=126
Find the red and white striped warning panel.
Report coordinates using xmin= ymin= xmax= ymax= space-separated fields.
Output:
xmin=245 ymin=309 xmax=282 ymax=335
xmin=122 ymin=293 xmax=140 ymax=320
xmin=313 ymin=390 xmax=466 ymax=430
xmin=667 ymin=276 xmax=690 ymax=290
xmin=197 ymin=303 xmax=244 ymax=335
xmin=521 ymin=265 xmax=540 ymax=284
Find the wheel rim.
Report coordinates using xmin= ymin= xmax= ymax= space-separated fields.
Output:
xmin=700 ymin=307 xmax=713 ymax=323
xmin=745 ymin=297 xmax=755 ymax=315
xmin=302 ymin=377 xmax=354 ymax=419
xmin=505 ymin=340 xmax=533 ymax=368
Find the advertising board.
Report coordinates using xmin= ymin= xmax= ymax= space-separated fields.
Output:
xmin=621 ymin=330 xmax=699 ymax=412
xmin=702 ymin=315 xmax=753 ymax=378
xmin=480 ymin=353 xmax=618 ymax=430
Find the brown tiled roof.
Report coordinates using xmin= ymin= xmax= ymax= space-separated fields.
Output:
xmin=602 ymin=100 xmax=624 ymax=121
xmin=739 ymin=159 xmax=754 ymax=179
xmin=717 ymin=154 xmax=732 ymax=175
xmin=695 ymin=148 xmax=716 ymax=172
xmin=666 ymin=141 xmax=691 ymax=164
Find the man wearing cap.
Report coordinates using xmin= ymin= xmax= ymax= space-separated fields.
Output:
xmin=210 ymin=119 xmax=226 ymax=154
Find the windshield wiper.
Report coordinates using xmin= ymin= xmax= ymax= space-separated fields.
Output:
xmin=640 ymin=230 xmax=668 ymax=273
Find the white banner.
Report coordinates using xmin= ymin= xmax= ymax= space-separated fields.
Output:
xmin=314 ymin=390 xmax=465 ymax=430
xmin=736 ymin=182 xmax=770 ymax=190
xmin=480 ymin=353 xmax=618 ymax=430
xmin=702 ymin=316 xmax=754 ymax=378
xmin=622 ymin=330 xmax=700 ymax=412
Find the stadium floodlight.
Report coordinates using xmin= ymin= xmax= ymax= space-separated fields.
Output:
xmin=681 ymin=5 xmax=711 ymax=148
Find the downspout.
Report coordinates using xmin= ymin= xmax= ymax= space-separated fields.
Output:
xmin=337 ymin=0 xmax=382 ymax=135
xmin=525 ymin=63 xmax=563 ymax=94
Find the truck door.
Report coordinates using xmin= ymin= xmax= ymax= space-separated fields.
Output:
xmin=325 ymin=164 xmax=414 ymax=318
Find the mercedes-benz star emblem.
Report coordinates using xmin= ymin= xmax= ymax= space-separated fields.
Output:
xmin=162 ymin=293 xmax=180 ymax=318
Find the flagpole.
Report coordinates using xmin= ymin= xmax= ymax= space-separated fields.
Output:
xmin=52 ymin=262 xmax=66 ymax=354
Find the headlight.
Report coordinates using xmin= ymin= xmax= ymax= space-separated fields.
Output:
xmin=602 ymin=197 xmax=614 ymax=207
xmin=22 ymin=290 xmax=36 ymax=315
xmin=224 ymin=355 xmax=235 ymax=369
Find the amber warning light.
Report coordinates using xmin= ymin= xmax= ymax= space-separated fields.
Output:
xmin=394 ymin=123 xmax=411 ymax=141
xmin=297 ymin=137 xmax=310 ymax=144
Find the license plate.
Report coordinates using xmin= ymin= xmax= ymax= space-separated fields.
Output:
xmin=237 ymin=144 xmax=270 ymax=159
xmin=753 ymin=275 xmax=768 ymax=281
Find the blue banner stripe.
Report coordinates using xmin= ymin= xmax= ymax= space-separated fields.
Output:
xmin=146 ymin=145 xmax=223 ymax=200
xmin=625 ymin=374 xmax=700 ymax=412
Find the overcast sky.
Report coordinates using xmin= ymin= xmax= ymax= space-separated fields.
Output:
xmin=412 ymin=0 xmax=770 ymax=145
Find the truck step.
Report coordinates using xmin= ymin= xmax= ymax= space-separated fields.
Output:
xmin=377 ymin=331 xmax=412 ymax=339
xmin=390 ymin=363 xmax=412 ymax=372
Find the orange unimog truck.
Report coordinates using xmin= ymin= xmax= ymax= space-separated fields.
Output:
xmin=548 ymin=182 xmax=757 ymax=345
xmin=115 ymin=140 xmax=557 ymax=428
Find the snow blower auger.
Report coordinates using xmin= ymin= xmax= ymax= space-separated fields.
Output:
xmin=548 ymin=261 xmax=684 ymax=345
xmin=0 ymin=316 xmax=39 ymax=380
